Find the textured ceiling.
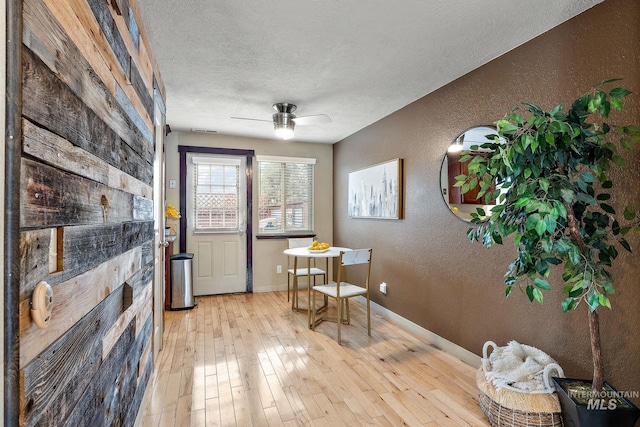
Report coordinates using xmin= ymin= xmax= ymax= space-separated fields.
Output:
xmin=136 ymin=0 xmax=601 ymax=144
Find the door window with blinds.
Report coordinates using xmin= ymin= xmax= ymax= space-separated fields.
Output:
xmin=257 ymin=155 xmax=315 ymax=234
xmin=191 ymin=156 xmax=241 ymax=232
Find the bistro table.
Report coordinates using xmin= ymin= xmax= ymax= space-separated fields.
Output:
xmin=283 ymin=246 xmax=352 ymax=328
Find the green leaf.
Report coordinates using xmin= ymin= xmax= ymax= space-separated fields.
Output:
xmin=611 ymin=97 xmax=623 ymax=111
xmin=599 ymin=294 xmax=612 ymax=309
xmin=619 ymin=238 xmax=631 ymax=252
xmin=600 ymin=203 xmax=616 ymax=214
xmin=532 ymin=288 xmax=544 ymax=304
xmin=568 ymin=244 xmax=582 ymax=265
xmin=612 ymin=220 xmax=620 ymax=235
xmin=588 ymin=293 xmax=600 ymax=312
xmin=513 ymin=233 xmax=522 ymax=246
xmin=601 ymin=281 xmax=615 ymax=294
xmin=598 ymin=100 xmax=611 ymax=118
xmin=505 ymin=285 xmax=513 ymax=298
xmin=507 ymin=113 xmax=524 ymax=124
xmin=596 ymin=193 xmax=610 ymax=201
xmin=609 ymin=87 xmax=632 ymax=98
xmin=535 ymin=219 xmax=547 ymax=236
xmin=515 ymin=197 xmax=531 ymax=208
xmin=612 ymin=155 xmax=626 ymax=167
xmin=540 ymin=178 xmax=549 ymax=192
xmin=525 ymin=285 xmax=535 ymax=302
xmin=576 ymin=192 xmax=597 ymax=205
xmin=623 ymin=204 xmax=636 ymax=220
xmin=580 ymin=171 xmax=596 ymax=183
xmin=570 ymin=279 xmax=586 ymax=293
xmin=534 ymin=278 xmax=551 ymax=290
xmin=602 ymin=180 xmax=613 ymax=189
xmin=562 ymin=297 xmax=576 ymax=312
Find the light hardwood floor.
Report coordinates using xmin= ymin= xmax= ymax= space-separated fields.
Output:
xmin=138 ymin=291 xmax=490 ymax=427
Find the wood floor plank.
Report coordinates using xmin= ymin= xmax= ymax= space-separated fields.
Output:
xmin=137 ymin=292 xmax=490 ymax=427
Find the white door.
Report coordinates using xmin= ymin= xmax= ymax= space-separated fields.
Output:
xmin=152 ymin=87 xmax=166 ymax=359
xmin=186 ymin=154 xmax=247 ymax=295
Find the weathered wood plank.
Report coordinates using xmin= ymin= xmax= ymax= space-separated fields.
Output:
xmin=22 ymin=46 xmax=154 ymax=184
xmin=126 ymin=334 xmax=154 ymax=426
xmin=128 ymin=0 xmax=164 ymax=96
xmin=86 ymin=0 xmax=129 ymax=81
xmin=22 ymin=285 xmax=125 ymax=426
xmin=86 ymin=0 xmax=154 ymax=119
xmin=62 ymin=221 xmax=154 ymax=281
xmin=19 ymin=246 xmax=142 ymax=368
xmin=124 ymin=260 xmax=153 ymax=299
xmin=23 ymin=119 xmax=109 ymax=185
xmin=133 ymin=195 xmax=153 ymax=221
xmin=23 ymin=118 xmax=152 ymax=198
xmin=119 ymin=133 xmax=153 ymax=185
xmin=22 ymin=0 xmax=154 ymax=158
xmin=40 ymin=0 xmax=154 ymax=130
xmin=63 ymin=320 xmax=136 ymax=427
xmin=103 ymin=281 xmax=151 ymax=359
xmin=115 ymin=80 xmax=153 ymax=144
xmin=108 ymin=163 xmax=152 ymax=199
xmin=19 ymin=229 xmax=53 ymax=300
xmin=21 ymin=158 xmax=135 ymax=228
xmin=19 ymin=222 xmax=153 ymax=300
xmin=64 ymin=315 xmax=152 ymax=426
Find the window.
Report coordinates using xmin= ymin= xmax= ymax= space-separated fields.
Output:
xmin=257 ymin=155 xmax=315 ymax=234
xmin=192 ymin=157 xmax=240 ymax=232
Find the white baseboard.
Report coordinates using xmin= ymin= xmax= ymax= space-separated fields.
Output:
xmin=355 ymin=296 xmax=481 ymax=368
xmin=253 ymin=283 xmax=288 ymax=293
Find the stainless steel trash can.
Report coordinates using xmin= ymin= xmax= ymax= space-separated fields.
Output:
xmin=170 ymin=253 xmax=196 ymax=310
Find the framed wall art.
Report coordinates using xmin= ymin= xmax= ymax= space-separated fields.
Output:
xmin=348 ymin=158 xmax=403 ymax=219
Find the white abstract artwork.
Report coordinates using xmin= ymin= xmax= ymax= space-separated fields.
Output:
xmin=348 ymin=159 xmax=403 ymax=219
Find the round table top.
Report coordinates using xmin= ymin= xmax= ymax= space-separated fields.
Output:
xmin=283 ymin=246 xmax=351 ymax=258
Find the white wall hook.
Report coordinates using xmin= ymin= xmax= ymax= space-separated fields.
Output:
xmin=31 ymin=281 xmax=53 ymax=329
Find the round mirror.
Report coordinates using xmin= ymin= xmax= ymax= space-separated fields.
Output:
xmin=440 ymin=126 xmax=505 ymax=222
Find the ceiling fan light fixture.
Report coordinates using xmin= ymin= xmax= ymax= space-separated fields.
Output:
xmin=273 ymin=111 xmax=295 ymax=140
xmin=274 ymin=123 xmax=295 ymax=140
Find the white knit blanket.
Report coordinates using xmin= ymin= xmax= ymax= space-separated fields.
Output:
xmin=482 ymin=341 xmax=564 ymax=394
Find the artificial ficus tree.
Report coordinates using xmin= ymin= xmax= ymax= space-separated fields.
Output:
xmin=456 ymin=79 xmax=640 ymax=392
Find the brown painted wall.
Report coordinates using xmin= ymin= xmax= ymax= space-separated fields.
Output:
xmin=334 ymin=0 xmax=640 ymax=400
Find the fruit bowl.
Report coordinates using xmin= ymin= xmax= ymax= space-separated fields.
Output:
xmin=308 ymin=241 xmax=330 ymax=252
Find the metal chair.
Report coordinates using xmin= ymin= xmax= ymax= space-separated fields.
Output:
xmin=311 ymin=249 xmax=372 ymax=345
xmin=287 ymin=237 xmax=327 ymax=304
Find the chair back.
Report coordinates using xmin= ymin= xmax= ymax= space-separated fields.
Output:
xmin=288 ymin=237 xmax=314 ymax=249
xmin=340 ymin=248 xmax=372 ymax=266
xmin=337 ymin=249 xmax=372 ymax=290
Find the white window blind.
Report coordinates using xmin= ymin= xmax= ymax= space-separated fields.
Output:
xmin=192 ymin=157 xmax=240 ymax=231
xmin=257 ymin=156 xmax=315 ymax=234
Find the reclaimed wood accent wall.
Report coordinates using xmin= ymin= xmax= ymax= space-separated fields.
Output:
xmin=19 ymin=0 xmax=164 ymax=424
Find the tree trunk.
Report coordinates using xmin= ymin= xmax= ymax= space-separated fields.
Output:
xmin=588 ymin=307 xmax=605 ymax=392
xmin=562 ymin=194 xmax=605 ymax=392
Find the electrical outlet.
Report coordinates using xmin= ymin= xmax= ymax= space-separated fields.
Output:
xmin=276 ymin=265 xmax=282 ymax=274
xmin=169 ymin=179 xmax=176 ymax=189
xmin=380 ymin=282 xmax=387 ymax=294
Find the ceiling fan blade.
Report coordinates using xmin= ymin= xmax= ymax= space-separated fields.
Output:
xmin=292 ymin=114 xmax=331 ymax=125
xmin=230 ymin=117 xmax=272 ymax=123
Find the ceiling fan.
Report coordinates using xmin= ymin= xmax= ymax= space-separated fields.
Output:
xmin=231 ymin=103 xmax=331 ymax=140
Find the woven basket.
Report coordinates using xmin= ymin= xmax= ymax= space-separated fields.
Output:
xmin=477 ymin=368 xmax=563 ymax=427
